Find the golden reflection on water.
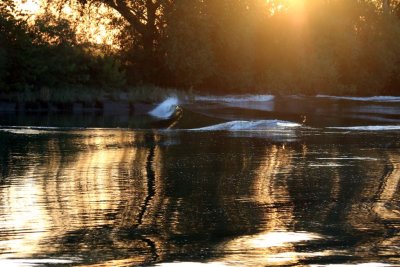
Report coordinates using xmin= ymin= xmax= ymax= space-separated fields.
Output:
xmin=373 ymin=153 xmax=400 ymax=220
xmin=0 ymin=164 xmax=51 ymax=258
xmin=0 ymin=129 xmax=399 ymax=266
xmin=0 ymin=130 xmax=153 ymax=261
xmin=219 ymin=231 xmax=327 ymax=266
xmin=345 ymin=151 xmax=400 ymax=220
xmin=45 ymin=131 xmax=148 ymax=229
xmin=215 ymin=144 xmax=329 ymax=266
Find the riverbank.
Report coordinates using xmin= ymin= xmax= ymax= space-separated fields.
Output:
xmin=0 ymin=100 xmax=154 ymax=115
xmin=0 ymin=85 xmax=189 ymax=115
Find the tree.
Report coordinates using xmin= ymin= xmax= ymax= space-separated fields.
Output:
xmin=164 ymin=0 xmax=216 ymax=87
xmin=77 ymin=0 xmax=173 ymax=82
xmin=0 ymin=1 xmax=126 ymax=94
xmin=383 ymin=0 xmax=391 ymax=14
xmin=3 ymin=0 xmax=400 ymax=95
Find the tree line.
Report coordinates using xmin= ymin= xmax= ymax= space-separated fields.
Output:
xmin=1 ymin=0 xmax=400 ymax=97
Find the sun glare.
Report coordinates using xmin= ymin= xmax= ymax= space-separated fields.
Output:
xmin=62 ymin=5 xmax=73 ymax=15
xmin=18 ymin=0 xmax=41 ymax=14
xmin=287 ymin=0 xmax=307 ymax=26
xmin=13 ymin=0 xmax=121 ymax=48
xmin=268 ymin=0 xmax=307 ymax=22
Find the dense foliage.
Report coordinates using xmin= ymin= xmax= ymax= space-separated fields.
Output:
xmin=1 ymin=0 xmax=400 ymax=96
xmin=162 ymin=0 xmax=400 ymax=95
xmin=0 ymin=0 xmax=125 ymax=97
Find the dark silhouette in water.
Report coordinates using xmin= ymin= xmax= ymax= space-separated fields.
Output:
xmin=135 ymin=134 xmax=157 ymax=228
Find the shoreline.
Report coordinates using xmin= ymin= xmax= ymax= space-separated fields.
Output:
xmin=1 ymin=92 xmax=400 ymax=115
xmin=0 ymin=100 xmax=155 ymax=115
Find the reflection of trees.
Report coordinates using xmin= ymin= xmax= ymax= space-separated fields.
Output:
xmin=151 ymin=137 xmax=282 ymax=237
xmin=0 ymin=130 xmax=157 ymax=263
xmin=285 ymin=138 xmax=400 ymax=263
xmin=0 ymin=134 xmax=318 ymax=266
xmin=372 ymin=152 xmax=400 ymax=258
xmin=1 ymin=130 xmax=400 ymax=266
xmin=215 ymin=144 xmax=328 ymax=266
xmin=0 ymin=130 xmax=323 ymax=267
xmin=344 ymin=150 xmax=400 ymax=260
xmin=373 ymin=153 xmax=400 ymax=220
xmin=286 ymin=144 xmax=344 ymax=228
xmin=250 ymin=144 xmax=295 ymax=230
xmin=0 ymin=133 xmax=79 ymax=258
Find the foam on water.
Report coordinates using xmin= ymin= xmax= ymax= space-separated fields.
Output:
xmin=329 ymin=125 xmax=400 ymax=131
xmin=149 ymin=97 xmax=179 ymax=119
xmin=316 ymin=157 xmax=378 ymax=161
xmin=195 ymin=94 xmax=275 ymax=103
xmin=191 ymin=120 xmax=301 ymax=131
xmin=316 ymin=95 xmax=400 ymax=102
xmin=0 ymin=126 xmax=63 ymax=135
xmin=310 ymin=263 xmax=393 ymax=267
xmin=194 ymin=94 xmax=275 ymax=112
xmin=0 ymin=258 xmax=78 ymax=266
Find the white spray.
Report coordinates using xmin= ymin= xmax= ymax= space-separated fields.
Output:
xmin=191 ymin=120 xmax=301 ymax=131
xmin=149 ymin=97 xmax=180 ymax=119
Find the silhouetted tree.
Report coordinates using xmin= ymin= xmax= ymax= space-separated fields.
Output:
xmin=2 ymin=0 xmax=400 ymax=95
xmin=77 ymin=0 xmax=173 ymax=82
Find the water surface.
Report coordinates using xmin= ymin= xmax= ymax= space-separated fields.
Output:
xmin=0 ymin=95 xmax=399 ymax=266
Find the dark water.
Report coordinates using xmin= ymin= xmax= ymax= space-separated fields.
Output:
xmin=0 ymin=95 xmax=400 ymax=266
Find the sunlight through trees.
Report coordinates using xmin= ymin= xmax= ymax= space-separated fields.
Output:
xmin=1 ymin=0 xmax=400 ymax=95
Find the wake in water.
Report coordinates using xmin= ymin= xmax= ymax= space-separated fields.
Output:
xmin=0 ymin=126 xmax=68 ymax=135
xmin=316 ymin=95 xmax=400 ymax=102
xmin=194 ymin=94 xmax=275 ymax=112
xmin=329 ymin=125 xmax=400 ymax=131
xmin=191 ymin=120 xmax=301 ymax=131
xmin=149 ymin=97 xmax=180 ymax=119
xmin=195 ymin=94 xmax=275 ymax=103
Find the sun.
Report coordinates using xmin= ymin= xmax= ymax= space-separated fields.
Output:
xmin=267 ymin=0 xmax=306 ymax=17
xmin=287 ymin=0 xmax=307 ymax=27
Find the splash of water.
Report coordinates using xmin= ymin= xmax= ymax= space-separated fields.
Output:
xmin=149 ymin=97 xmax=180 ymax=119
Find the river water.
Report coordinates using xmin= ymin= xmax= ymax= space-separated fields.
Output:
xmin=0 ymin=95 xmax=399 ymax=266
